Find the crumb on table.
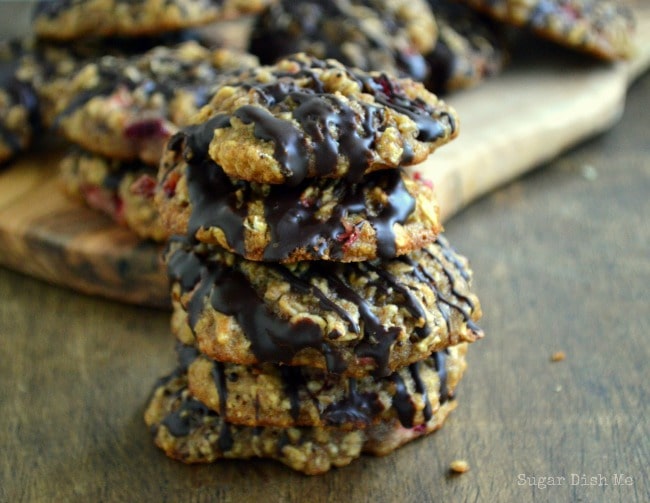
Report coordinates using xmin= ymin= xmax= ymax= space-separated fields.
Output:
xmin=551 ymin=351 xmax=566 ymax=362
xmin=449 ymin=459 xmax=470 ymax=474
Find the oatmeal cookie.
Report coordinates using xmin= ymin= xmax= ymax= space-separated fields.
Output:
xmin=156 ymin=130 xmax=442 ymax=262
xmin=185 ymin=342 xmax=467 ymax=429
xmin=425 ymin=0 xmax=507 ymax=93
xmin=190 ymin=53 xmax=459 ymax=185
xmin=32 ymin=0 xmax=275 ymax=41
xmin=249 ymin=0 xmax=437 ymax=82
xmin=456 ymin=0 xmax=635 ymax=60
xmin=51 ymin=41 xmax=259 ymax=165
xmin=59 ymin=149 xmax=167 ymax=241
xmin=166 ymin=235 xmax=483 ymax=377
xmin=144 ymin=369 xmax=459 ymax=474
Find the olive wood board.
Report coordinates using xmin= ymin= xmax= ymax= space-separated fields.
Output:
xmin=0 ymin=6 xmax=649 ymax=309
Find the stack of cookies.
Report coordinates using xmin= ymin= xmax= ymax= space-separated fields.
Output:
xmin=145 ymin=53 xmax=484 ymax=474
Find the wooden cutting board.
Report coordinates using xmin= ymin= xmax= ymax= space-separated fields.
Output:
xmin=1 ymin=6 xmax=649 ymax=309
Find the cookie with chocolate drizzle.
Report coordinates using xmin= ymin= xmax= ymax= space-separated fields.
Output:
xmin=166 ymin=235 xmax=483 ymax=378
xmin=59 ymin=149 xmax=167 ymax=241
xmin=144 ymin=355 xmax=461 ymax=474
xmin=156 ymin=128 xmax=442 ymax=262
xmin=32 ymin=0 xmax=275 ymax=41
xmin=189 ymin=53 xmax=459 ymax=185
xmin=50 ymin=41 xmax=259 ymax=165
xmin=456 ymin=0 xmax=635 ymax=60
xmin=249 ymin=0 xmax=438 ymax=82
xmin=185 ymin=342 xmax=467 ymax=430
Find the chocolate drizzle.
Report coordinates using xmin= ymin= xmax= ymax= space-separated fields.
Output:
xmin=401 ymin=238 xmax=482 ymax=337
xmin=171 ymin=122 xmax=418 ymax=261
xmin=166 ymin=236 xmax=479 ymax=377
xmin=225 ymin=86 xmax=380 ymax=185
xmin=359 ymin=73 xmax=454 ymax=143
xmin=433 ymin=349 xmax=450 ymax=403
xmin=364 ymin=262 xmax=430 ymax=337
xmin=198 ymin=347 xmax=450 ymax=429
xmin=321 ymin=379 xmax=383 ymax=427
xmin=279 ymin=366 xmax=309 ymax=421
xmin=261 ymin=168 xmax=416 ymax=261
xmin=409 ymin=361 xmax=433 ymax=418
xmin=389 ymin=372 xmax=417 ymax=428
xmin=311 ymin=262 xmax=401 ymax=377
xmin=422 ymin=244 xmax=482 ymax=336
xmin=234 ymin=104 xmax=309 ymax=183
xmin=162 ymin=393 xmax=216 ymax=438
xmin=198 ymin=54 xmax=454 ymax=184
xmin=211 ymin=361 xmax=234 ymax=451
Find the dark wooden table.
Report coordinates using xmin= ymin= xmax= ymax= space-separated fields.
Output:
xmin=2 ymin=71 xmax=648 ymax=503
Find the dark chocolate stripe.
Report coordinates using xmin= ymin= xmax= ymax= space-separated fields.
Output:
xmin=321 ymin=379 xmax=382 ymax=427
xmin=409 ymin=360 xmax=433 ymax=421
xmin=364 ymin=261 xmax=430 ymax=337
xmin=272 ymin=265 xmax=359 ymax=333
xmin=433 ymin=349 xmax=450 ymax=403
xmin=211 ymin=361 xmax=234 ymax=451
xmin=169 ymin=244 xmax=325 ymax=364
xmin=162 ymin=391 xmax=216 ymax=438
xmin=206 ymin=53 xmax=452 ymax=183
xmin=311 ymin=263 xmax=400 ymax=376
xmin=167 ymin=240 xmax=459 ymax=377
xmin=403 ymin=240 xmax=482 ymax=336
xmin=279 ymin=366 xmax=308 ymax=422
xmin=180 ymin=117 xmax=418 ymax=261
xmin=261 ymin=168 xmax=416 ymax=261
xmin=389 ymin=372 xmax=417 ymax=428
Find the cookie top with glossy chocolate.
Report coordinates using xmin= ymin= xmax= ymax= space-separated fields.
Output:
xmin=190 ymin=53 xmax=459 ymax=185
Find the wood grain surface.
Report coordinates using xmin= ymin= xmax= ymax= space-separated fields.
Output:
xmin=1 ymin=52 xmax=647 ymax=503
xmin=0 ymin=5 xmax=648 ymax=308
